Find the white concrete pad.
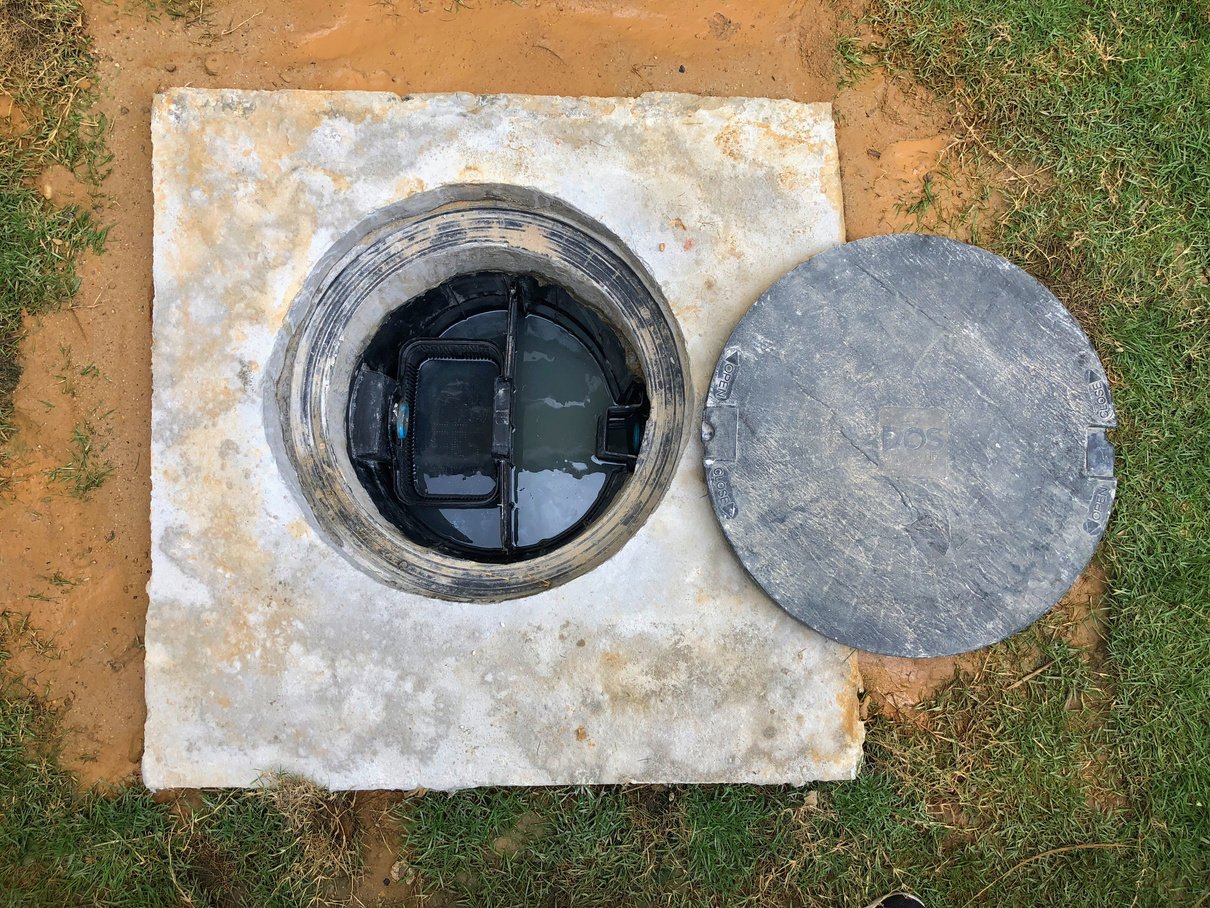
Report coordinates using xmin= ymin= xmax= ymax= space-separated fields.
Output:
xmin=147 ymin=90 xmax=861 ymax=790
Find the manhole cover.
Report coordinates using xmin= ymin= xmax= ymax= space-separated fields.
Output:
xmin=702 ymin=234 xmax=1116 ymax=657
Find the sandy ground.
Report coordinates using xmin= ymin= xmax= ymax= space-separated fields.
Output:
xmin=1 ymin=0 xmax=995 ymax=793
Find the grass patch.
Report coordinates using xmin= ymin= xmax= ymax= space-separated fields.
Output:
xmin=399 ymin=786 xmax=711 ymax=904
xmin=132 ymin=0 xmax=212 ymax=30
xmin=159 ymin=0 xmax=208 ymax=23
xmin=44 ymin=418 xmax=113 ymax=498
xmin=868 ymin=0 xmax=1210 ymax=899
xmin=835 ymin=33 xmax=872 ymax=88
xmin=0 ymin=669 xmax=361 ymax=906
xmin=0 ymin=0 xmax=108 ymax=445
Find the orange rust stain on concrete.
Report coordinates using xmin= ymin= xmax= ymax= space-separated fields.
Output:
xmin=600 ymin=651 xmax=625 ymax=670
xmin=713 ymin=123 xmax=744 ymax=161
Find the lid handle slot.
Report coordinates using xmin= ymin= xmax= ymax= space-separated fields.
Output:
xmin=702 ymin=405 xmax=739 ymax=464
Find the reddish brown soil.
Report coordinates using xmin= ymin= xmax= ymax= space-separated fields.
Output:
xmin=352 ymin=791 xmax=414 ymax=905
xmin=2 ymin=0 xmax=990 ymax=787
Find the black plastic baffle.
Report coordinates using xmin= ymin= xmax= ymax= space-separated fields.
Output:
xmin=348 ymin=274 xmax=648 ymax=558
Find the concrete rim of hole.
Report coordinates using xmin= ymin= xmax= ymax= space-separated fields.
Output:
xmin=267 ymin=183 xmax=693 ymax=601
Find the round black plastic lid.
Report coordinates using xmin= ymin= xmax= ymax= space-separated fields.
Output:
xmin=702 ymin=234 xmax=1116 ymax=657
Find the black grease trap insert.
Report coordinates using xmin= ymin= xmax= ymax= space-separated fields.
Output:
xmin=348 ymin=272 xmax=648 ymax=562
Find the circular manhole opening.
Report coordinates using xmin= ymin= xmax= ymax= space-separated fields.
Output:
xmin=270 ymin=185 xmax=691 ymax=601
xmin=348 ymin=270 xmax=649 ymax=561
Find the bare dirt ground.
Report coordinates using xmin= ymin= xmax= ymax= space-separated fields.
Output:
xmin=1 ymin=0 xmax=1020 ymax=791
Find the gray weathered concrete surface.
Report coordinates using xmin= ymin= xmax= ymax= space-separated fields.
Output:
xmin=147 ymin=90 xmax=858 ymax=789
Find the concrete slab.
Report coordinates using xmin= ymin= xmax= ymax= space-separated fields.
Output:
xmin=147 ymin=90 xmax=861 ymax=790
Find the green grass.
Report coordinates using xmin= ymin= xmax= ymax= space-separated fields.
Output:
xmin=0 ymin=0 xmax=108 ymax=444
xmin=835 ymin=33 xmax=872 ymax=88
xmin=44 ymin=418 xmax=113 ymax=498
xmin=0 ymin=671 xmax=360 ymax=906
xmin=132 ymin=0 xmax=211 ymax=30
xmin=2 ymin=0 xmax=1207 ymax=905
xmin=869 ymin=0 xmax=1210 ymax=898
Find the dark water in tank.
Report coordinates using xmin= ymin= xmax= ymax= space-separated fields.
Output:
xmin=413 ymin=310 xmax=615 ymax=551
